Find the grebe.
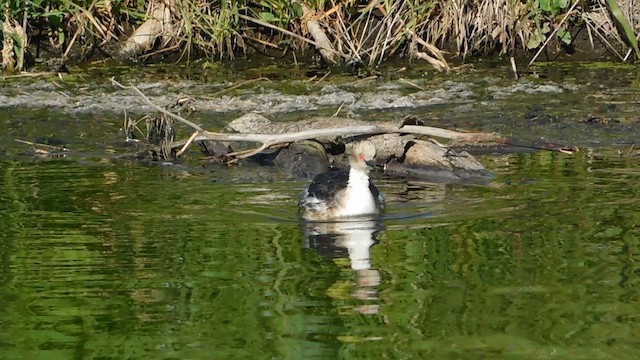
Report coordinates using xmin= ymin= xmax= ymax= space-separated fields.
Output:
xmin=300 ymin=141 xmax=385 ymax=221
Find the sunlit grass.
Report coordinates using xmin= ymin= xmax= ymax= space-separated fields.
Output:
xmin=1 ymin=0 xmax=639 ymax=71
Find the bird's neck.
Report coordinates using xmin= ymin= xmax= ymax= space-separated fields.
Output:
xmin=348 ymin=166 xmax=370 ymax=189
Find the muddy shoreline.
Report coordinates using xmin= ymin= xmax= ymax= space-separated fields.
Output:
xmin=0 ymin=65 xmax=571 ymax=114
xmin=1 ymin=62 xmax=639 ymax=151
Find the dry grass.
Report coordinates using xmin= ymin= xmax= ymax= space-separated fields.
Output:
xmin=2 ymin=0 xmax=639 ymax=71
xmin=435 ymin=0 xmax=533 ymax=56
xmin=582 ymin=0 xmax=640 ymax=61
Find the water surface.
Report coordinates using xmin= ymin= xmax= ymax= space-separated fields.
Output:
xmin=1 ymin=63 xmax=640 ymax=359
xmin=1 ymin=149 xmax=639 ymax=359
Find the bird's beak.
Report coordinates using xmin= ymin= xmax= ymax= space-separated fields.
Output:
xmin=365 ymin=159 xmax=378 ymax=168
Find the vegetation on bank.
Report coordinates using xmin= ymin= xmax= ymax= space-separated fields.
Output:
xmin=1 ymin=0 xmax=639 ymax=73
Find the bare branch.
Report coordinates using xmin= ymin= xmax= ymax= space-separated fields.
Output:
xmin=237 ymin=13 xmax=346 ymax=60
xmin=176 ymin=131 xmax=199 ymax=157
xmin=111 ymin=78 xmax=204 ymax=132
xmin=117 ymin=80 xmax=575 ymax=162
xmin=170 ymin=125 xmax=497 ymax=152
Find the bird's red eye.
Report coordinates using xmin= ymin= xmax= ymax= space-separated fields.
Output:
xmin=359 ymin=153 xmax=365 ymax=160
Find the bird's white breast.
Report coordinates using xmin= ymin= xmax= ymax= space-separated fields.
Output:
xmin=337 ymin=168 xmax=377 ymax=217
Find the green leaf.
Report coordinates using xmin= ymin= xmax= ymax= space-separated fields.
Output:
xmin=527 ymin=30 xmax=545 ymax=49
xmin=292 ymin=3 xmax=303 ymax=18
xmin=541 ymin=22 xmax=551 ymax=34
xmin=260 ymin=1 xmax=273 ymax=10
xmin=557 ymin=29 xmax=571 ymax=44
xmin=595 ymin=226 xmax=623 ymax=238
xmin=38 ymin=11 xmax=66 ymax=17
xmin=540 ymin=0 xmax=569 ymax=15
xmin=605 ymin=0 xmax=640 ymax=60
xmin=259 ymin=12 xmax=278 ymax=22
xmin=540 ymin=0 xmax=552 ymax=12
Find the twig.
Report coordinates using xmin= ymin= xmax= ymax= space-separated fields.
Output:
xmin=111 ymin=78 xmax=204 ymax=132
xmin=242 ymin=34 xmax=281 ymax=49
xmin=413 ymin=51 xmax=447 ymax=72
xmin=493 ymin=137 xmax=578 ymax=153
xmin=315 ymin=71 xmax=331 ymax=85
xmin=295 ymin=0 xmax=339 ymax=64
xmin=320 ymin=4 xmax=341 ymax=20
xmin=399 ymin=78 xmax=424 ymax=90
xmin=198 ymin=77 xmax=270 ymax=99
xmin=176 ymin=131 xmax=199 ymax=157
xmin=63 ymin=26 xmax=82 ymax=59
xmin=2 ymin=72 xmax=52 ymax=80
xmin=627 ymin=144 xmax=635 ymax=155
xmin=529 ymin=0 xmax=580 ymax=66
xmin=141 ymin=44 xmax=181 ymax=60
xmin=237 ymin=13 xmax=345 ymax=60
xmin=15 ymin=139 xmax=69 ymax=151
xmin=333 ymin=102 xmax=345 ymax=117
xmin=510 ymin=56 xmax=519 ymax=80
xmin=357 ymin=75 xmax=378 ymax=83
xmin=118 ymin=78 xmax=575 ymax=161
xmin=406 ymin=29 xmax=450 ymax=71
xmin=170 ymin=125 xmax=498 ymax=153
xmin=227 ymin=143 xmax=271 ymax=162
xmin=398 ymin=125 xmax=497 ymax=142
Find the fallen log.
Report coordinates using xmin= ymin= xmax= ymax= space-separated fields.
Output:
xmin=111 ymin=79 xmax=577 ymax=168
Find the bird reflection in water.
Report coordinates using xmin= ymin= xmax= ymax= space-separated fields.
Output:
xmin=301 ymin=219 xmax=384 ymax=315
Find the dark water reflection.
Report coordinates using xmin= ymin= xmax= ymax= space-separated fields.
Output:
xmin=1 ymin=150 xmax=639 ymax=359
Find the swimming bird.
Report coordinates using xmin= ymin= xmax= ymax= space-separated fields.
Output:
xmin=300 ymin=140 xmax=384 ymax=221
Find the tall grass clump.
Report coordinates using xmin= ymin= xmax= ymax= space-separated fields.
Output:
xmin=2 ymin=0 xmax=639 ymax=72
xmin=1 ymin=0 xmax=146 ymax=71
xmin=170 ymin=0 xmax=240 ymax=59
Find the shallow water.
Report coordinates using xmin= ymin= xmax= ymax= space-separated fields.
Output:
xmin=1 ymin=63 xmax=640 ymax=359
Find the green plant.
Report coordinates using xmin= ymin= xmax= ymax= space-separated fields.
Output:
xmin=175 ymin=0 xmax=240 ymax=59
xmin=1 ymin=0 xmax=145 ymax=54
xmin=251 ymin=0 xmax=302 ymax=28
xmin=526 ymin=0 xmax=572 ymax=49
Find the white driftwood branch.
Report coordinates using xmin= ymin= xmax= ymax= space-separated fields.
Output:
xmin=118 ymin=4 xmax=171 ymax=58
xmin=113 ymin=80 xmax=575 ymax=162
xmin=295 ymin=1 xmax=339 ymax=64
xmin=237 ymin=13 xmax=344 ymax=60
xmin=407 ymin=30 xmax=450 ymax=72
xmin=170 ymin=125 xmax=498 ymax=161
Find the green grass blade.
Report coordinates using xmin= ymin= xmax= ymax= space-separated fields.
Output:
xmin=606 ymin=0 xmax=640 ymax=60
